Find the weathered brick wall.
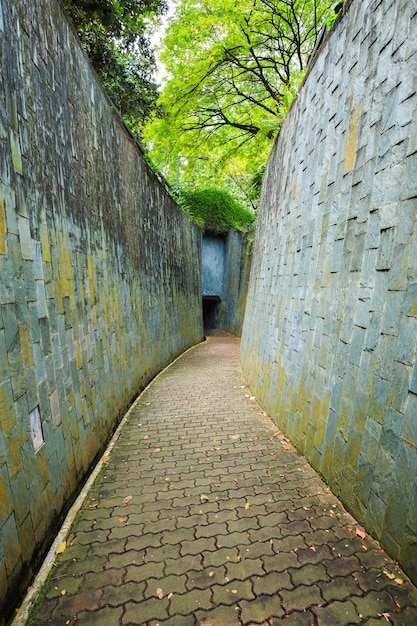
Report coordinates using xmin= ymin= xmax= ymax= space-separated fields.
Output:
xmin=241 ymin=0 xmax=417 ymax=583
xmin=0 ymin=0 xmax=203 ymax=616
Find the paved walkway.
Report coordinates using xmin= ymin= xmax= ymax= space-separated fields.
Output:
xmin=26 ymin=331 xmax=417 ymax=626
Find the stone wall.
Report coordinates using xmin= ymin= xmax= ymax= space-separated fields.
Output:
xmin=203 ymin=230 xmax=251 ymax=336
xmin=241 ymin=0 xmax=417 ymax=583
xmin=0 ymin=0 xmax=203 ymax=617
xmin=202 ymin=236 xmax=225 ymax=300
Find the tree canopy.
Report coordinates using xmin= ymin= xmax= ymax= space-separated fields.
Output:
xmin=144 ymin=0 xmax=335 ymax=204
xmin=62 ymin=0 xmax=167 ymax=133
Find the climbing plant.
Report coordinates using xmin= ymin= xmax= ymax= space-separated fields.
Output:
xmin=179 ymin=188 xmax=255 ymax=235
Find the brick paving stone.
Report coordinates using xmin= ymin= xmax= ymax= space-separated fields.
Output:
xmin=262 ymin=550 xmax=300 ymax=573
xmin=352 ymin=568 xmax=389 ymax=593
xmin=168 ymin=588 xmax=212 ymax=615
xmin=272 ymin=534 xmax=306 ymax=552
xmin=270 ymin=611 xmax=315 ymax=625
xmin=319 ymin=574 xmax=362 ymax=602
xmin=176 ymin=513 xmax=209 ymax=528
xmin=195 ymin=522 xmax=228 ymax=538
xmin=217 ymin=531 xmax=251 ymax=549
xmin=240 ymin=594 xmax=285 ymax=623
xmin=226 ymin=558 xmax=265 ymax=581
xmin=54 ymin=590 xmax=102 ymax=616
xmin=108 ymin=523 xmax=145 ymax=541
xmin=75 ymin=606 xmax=125 ymax=625
xmin=312 ymin=598 xmax=361 ymax=625
xmin=154 ymin=615 xmax=196 ymax=626
xmin=26 ymin=331 xmax=417 ymax=626
xmin=385 ymin=582 xmax=417 ymax=608
xmin=125 ymin=561 xmax=165 ymax=583
xmin=186 ymin=566 xmax=226 ymax=590
xmin=181 ymin=537 xmax=217 ymax=556
xmin=212 ymin=580 xmax=255 ymax=605
xmin=227 ymin=518 xmax=259 ymax=534
xmin=123 ymin=598 xmax=169 ymax=624
xmin=353 ymin=589 xmax=405 ymax=619
xmin=127 ymin=533 xmax=161 ymax=551
xmin=290 ymin=562 xmax=330 ymax=586
xmin=107 ymin=549 xmax=144 ymax=569
xmin=80 ymin=537 xmax=126 ymax=557
xmin=295 ymin=544 xmax=334 ymax=566
xmin=100 ymin=581 xmax=146 ymax=605
xmin=253 ymin=570 xmax=293 ymax=594
xmin=145 ymin=575 xmax=187 ymax=598
xmin=280 ymin=584 xmax=324 ymax=613
xmin=195 ymin=604 xmax=241 ymax=626
xmin=202 ymin=547 xmax=240 ymax=567
xmin=247 ymin=526 xmax=283 ymax=543
xmin=207 ymin=510 xmax=237 ymax=520
xmin=323 ymin=554 xmax=362 ymax=578
xmin=165 ymin=554 xmax=202 ymax=575
xmin=390 ymin=605 xmax=417 ymax=625
xmin=238 ymin=504 xmax=268 ymax=519
xmin=238 ymin=540 xmax=274 ymax=560
xmin=43 ymin=573 xmax=83 ymax=598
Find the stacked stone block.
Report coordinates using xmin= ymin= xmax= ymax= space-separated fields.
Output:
xmin=241 ymin=0 xmax=417 ymax=585
xmin=202 ymin=230 xmax=251 ymax=336
xmin=0 ymin=0 xmax=203 ymax=619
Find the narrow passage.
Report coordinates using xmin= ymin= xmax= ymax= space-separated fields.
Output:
xmin=27 ymin=330 xmax=417 ymax=625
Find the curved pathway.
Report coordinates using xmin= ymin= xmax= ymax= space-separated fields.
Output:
xmin=27 ymin=330 xmax=417 ymax=625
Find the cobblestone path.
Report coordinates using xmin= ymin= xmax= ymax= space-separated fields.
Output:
xmin=26 ymin=331 xmax=417 ymax=626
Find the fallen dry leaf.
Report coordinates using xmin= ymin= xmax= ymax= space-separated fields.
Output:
xmin=156 ymin=588 xmax=164 ymax=599
xmin=382 ymin=614 xmax=390 ymax=622
xmin=102 ymin=455 xmax=110 ymax=464
xmin=283 ymin=445 xmax=291 ymax=450
xmin=355 ymin=527 xmax=366 ymax=540
xmin=310 ymin=546 xmax=317 ymax=552
xmin=244 ymin=502 xmax=250 ymax=509
xmin=119 ymin=516 xmax=127 ymax=523
xmin=153 ymin=448 xmax=161 ymax=453
xmin=60 ymin=589 xmax=66 ymax=596
xmin=143 ymin=435 xmax=149 ymax=440
xmin=383 ymin=570 xmax=396 ymax=580
xmin=395 ymin=578 xmax=404 ymax=585
xmin=167 ymin=593 xmax=173 ymax=600
xmin=208 ymin=571 xmax=215 ymax=577
xmin=200 ymin=494 xmax=209 ymax=502
xmin=56 ymin=541 xmax=66 ymax=555
xmin=231 ymin=589 xmax=238 ymax=594
xmin=122 ymin=495 xmax=133 ymax=505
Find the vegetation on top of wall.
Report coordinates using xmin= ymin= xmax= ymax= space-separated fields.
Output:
xmin=179 ymin=188 xmax=255 ymax=235
xmin=61 ymin=0 xmax=167 ymax=135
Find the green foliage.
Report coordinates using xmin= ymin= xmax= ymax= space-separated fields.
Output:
xmin=62 ymin=0 xmax=167 ymax=133
xmin=180 ymin=188 xmax=255 ymax=235
xmin=144 ymin=0 xmax=334 ymax=204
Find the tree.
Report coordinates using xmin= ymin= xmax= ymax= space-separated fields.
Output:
xmin=144 ymin=0 xmax=335 ymax=202
xmin=62 ymin=0 xmax=167 ymax=133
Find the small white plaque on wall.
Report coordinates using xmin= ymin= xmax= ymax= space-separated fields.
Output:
xmin=30 ymin=407 xmax=44 ymax=452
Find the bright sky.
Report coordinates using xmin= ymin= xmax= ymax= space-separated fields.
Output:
xmin=151 ymin=1 xmax=177 ymax=84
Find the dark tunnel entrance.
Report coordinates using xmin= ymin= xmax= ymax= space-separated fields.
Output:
xmin=202 ymin=295 xmax=222 ymax=328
